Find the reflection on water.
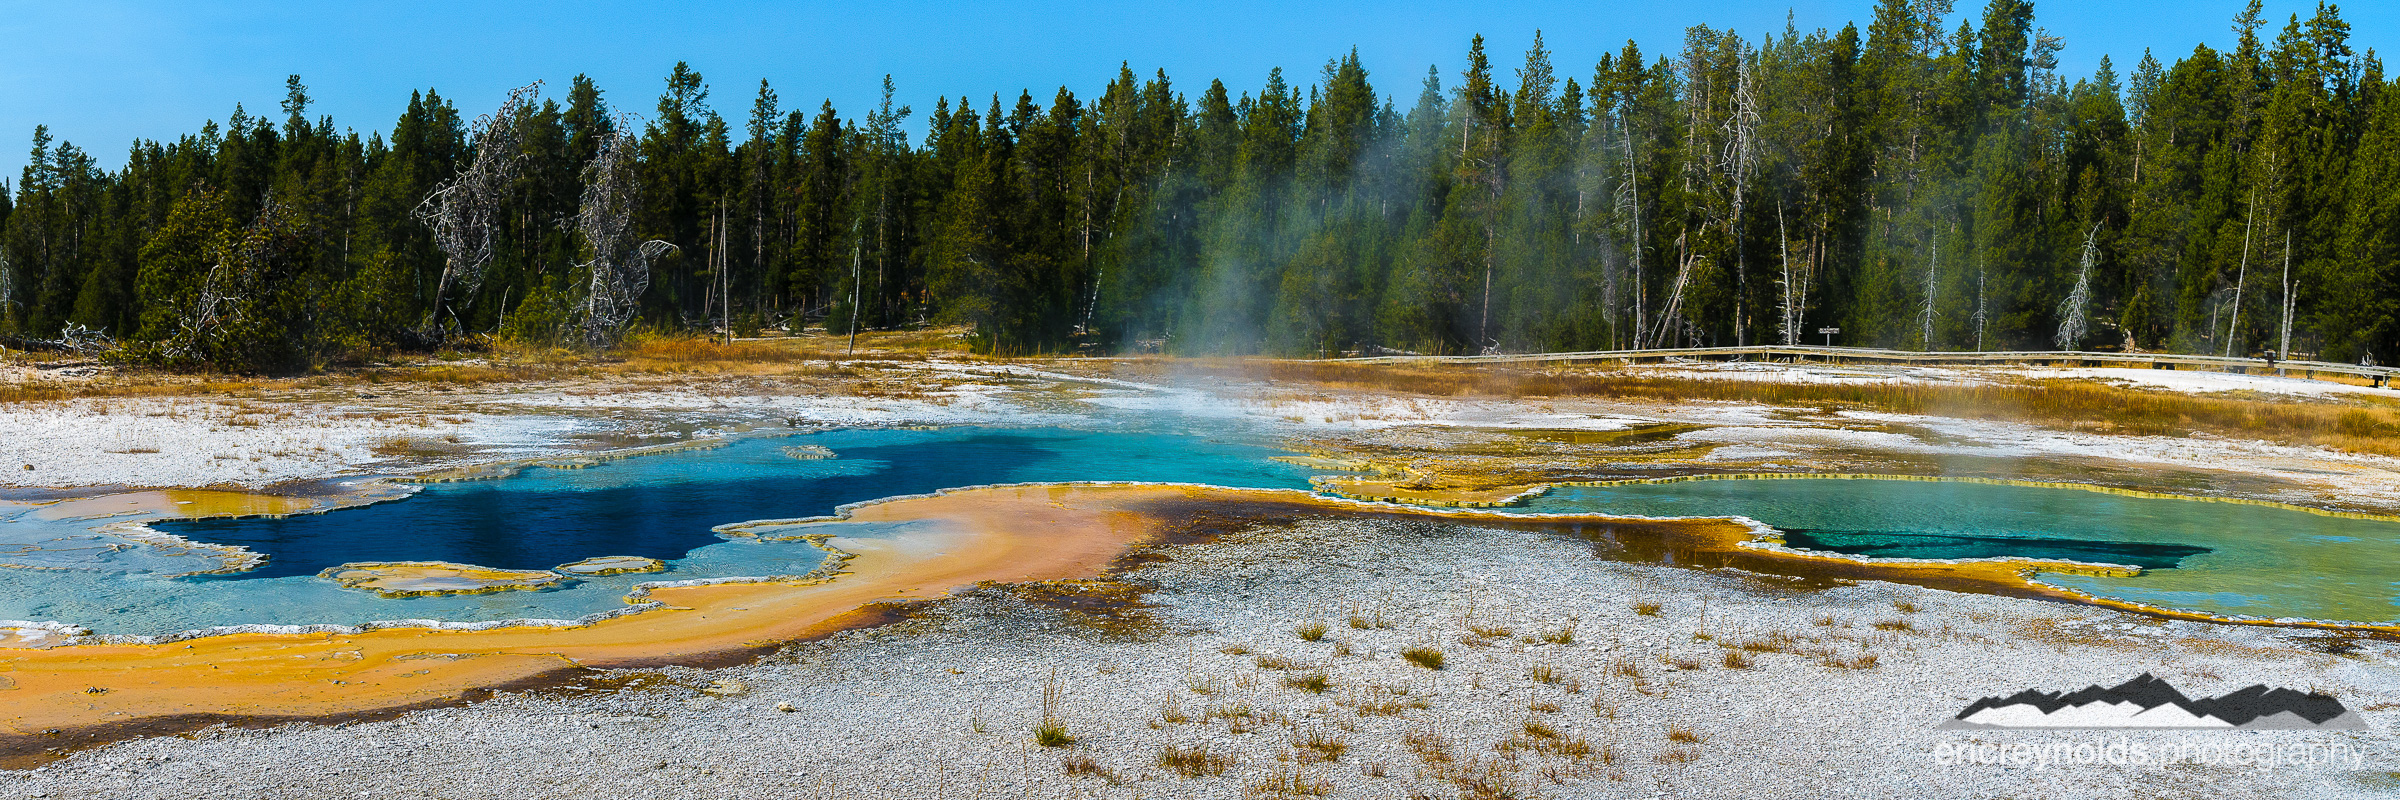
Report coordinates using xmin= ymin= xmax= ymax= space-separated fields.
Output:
xmin=1778 ymin=529 xmax=2211 ymax=571
xmin=1528 ymin=478 xmax=2400 ymax=623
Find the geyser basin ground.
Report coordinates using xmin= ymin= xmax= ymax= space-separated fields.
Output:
xmin=11 ymin=424 xmax=2400 ymax=640
xmin=1528 ymin=475 xmax=2400 ymax=624
xmin=0 ymin=426 xmax=1318 ymax=635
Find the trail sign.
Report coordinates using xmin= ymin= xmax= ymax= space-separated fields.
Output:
xmin=1818 ymin=327 xmax=1840 ymax=347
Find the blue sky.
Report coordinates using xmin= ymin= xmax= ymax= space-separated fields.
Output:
xmin=2 ymin=1 xmax=2390 ymax=177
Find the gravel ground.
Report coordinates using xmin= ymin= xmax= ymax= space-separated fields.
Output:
xmin=5 ymin=517 xmax=2397 ymax=799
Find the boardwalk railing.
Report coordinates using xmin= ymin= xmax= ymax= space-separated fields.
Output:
xmin=1322 ymin=345 xmax=2399 ymax=388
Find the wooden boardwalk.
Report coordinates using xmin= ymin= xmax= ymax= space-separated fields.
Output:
xmin=1322 ymin=345 xmax=2399 ymax=388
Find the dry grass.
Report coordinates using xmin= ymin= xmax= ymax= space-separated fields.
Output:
xmin=1665 ymin=725 xmax=1704 ymax=744
xmin=1242 ymin=360 xmax=2400 ymax=457
xmin=1403 ymin=728 xmax=1455 ymax=765
xmin=1892 ymin=600 xmax=1922 ymax=613
xmin=1034 ymin=670 xmax=1075 ymax=747
xmin=1344 ymin=685 xmax=1429 ymax=716
xmin=1527 ymin=662 xmax=1564 ymax=684
xmin=1632 ymin=600 xmax=1663 ymax=617
xmin=1156 ymin=743 xmax=1234 ymax=777
xmin=1872 ymin=618 xmax=1917 ymax=633
xmin=1825 ymin=652 xmax=1882 ymax=670
xmin=1721 ymin=650 xmax=1755 ymax=669
xmin=1293 ymin=620 xmax=1329 ymax=642
xmin=1292 ymin=728 xmax=1349 ymax=762
xmin=1059 ymin=754 xmax=1118 ymax=782
xmin=1155 ymin=696 xmax=1191 ymax=725
xmin=1537 ymin=617 xmax=1579 ymax=645
xmin=1466 ymin=622 xmax=1514 ymax=639
xmin=1255 ymin=653 xmax=1304 ymax=670
xmin=1345 ymin=602 xmax=1393 ymax=630
xmin=1284 ymin=671 xmax=1333 ymax=694
xmin=1401 ymin=645 xmax=1447 ymax=670
xmin=1246 ymin=766 xmax=1333 ymax=798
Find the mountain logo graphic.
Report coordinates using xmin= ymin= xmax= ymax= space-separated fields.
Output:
xmin=1940 ymin=673 xmax=2367 ymax=730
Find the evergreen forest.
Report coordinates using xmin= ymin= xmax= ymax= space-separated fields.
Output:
xmin=6 ymin=0 xmax=2398 ymax=371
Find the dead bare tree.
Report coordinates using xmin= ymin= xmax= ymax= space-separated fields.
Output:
xmin=1720 ymin=49 xmax=1760 ymax=346
xmin=2056 ymin=222 xmax=2100 ymax=351
xmin=576 ymin=116 xmax=676 ymax=350
xmin=1617 ymin=119 xmax=1646 ymax=349
xmin=2277 ymin=230 xmax=2294 ymax=370
xmin=416 ymin=81 xmax=542 ymax=339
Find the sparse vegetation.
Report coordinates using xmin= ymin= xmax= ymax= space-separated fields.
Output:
xmin=1633 ymin=600 xmax=1663 ymax=616
xmin=1721 ymin=650 xmax=1754 ymax=669
xmin=1527 ymin=662 xmax=1563 ymax=684
xmin=1892 ymin=600 xmax=1921 ymax=613
xmin=1666 ymin=725 xmax=1704 ymax=744
xmin=1402 ymin=645 xmax=1446 ymax=670
xmin=1293 ymin=728 xmax=1349 ymax=762
xmin=1246 ymin=766 xmax=1333 ymax=798
xmin=1538 ymin=617 xmax=1579 ymax=644
xmin=1346 ymin=602 xmax=1393 ymax=630
xmin=1294 ymin=620 xmax=1329 ymax=641
xmin=1060 ymin=754 xmax=1118 ymax=782
xmin=1034 ymin=669 xmax=1076 ymax=747
xmin=1825 ymin=652 xmax=1882 ymax=670
xmin=1285 ymin=671 xmax=1333 ymax=693
xmin=1403 ymin=728 xmax=1455 ymax=764
xmin=1345 ymin=685 xmax=1429 ymax=716
xmin=1156 ymin=743 xmax=1234 ymax=777
xmin=1033 ymin=716 xmax=1075 ymax=747
xmin=1251 ymin=361 xmax=2400 ymax=459
xmin=1873 ymin=618 xmax=1916 ymax=632
xmin=1156 ymin=695 xmax=1191 ymax=725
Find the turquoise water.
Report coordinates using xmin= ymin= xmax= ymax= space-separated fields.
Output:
xmin=1526 ymin=478 xmax=2400 ymax=623
xmin=0 ymin=426 xmax=1319 ymax=635
xmin=14 ymin=424 xmax=2400 ymax=635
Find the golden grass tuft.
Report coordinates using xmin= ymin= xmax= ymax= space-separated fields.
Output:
xmin=1156 ymin=743 xmax=1234 ymax=777
xmin=1293 ymin=620 xmax=1329 ymax=641
xmin=1284 ymin=671 xmax=1333 ymax=694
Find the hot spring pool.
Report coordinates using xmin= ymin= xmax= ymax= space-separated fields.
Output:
xmin=9 ymin=426 xmax=2399 ymax=637
xmin=1525 ymin=477 xmax=2400 ymax=624
xmin=0 ymin=426 xmax=1319 ymax=635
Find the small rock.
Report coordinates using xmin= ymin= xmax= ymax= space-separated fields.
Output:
xmin=775 ymin=701 xmax=796 ymax=712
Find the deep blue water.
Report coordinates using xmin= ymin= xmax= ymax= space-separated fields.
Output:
xmin=161 ymin=426 xmax=1319 ymax=580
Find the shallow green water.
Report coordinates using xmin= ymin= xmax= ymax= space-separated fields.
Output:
xmin=1526 ymin=478 xmax=2400 ymax=623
